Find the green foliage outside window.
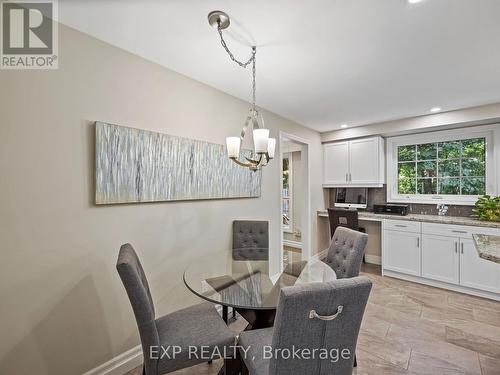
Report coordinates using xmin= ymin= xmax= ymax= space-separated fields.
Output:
xmin=472 ymin=195 xmax=500 ymax=222
xmin=282 ymin=158 xmax=289 ymax=189
xmin=397 ymin=138 xmax=486 ymax=196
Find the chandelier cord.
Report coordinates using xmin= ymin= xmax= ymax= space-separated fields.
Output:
xmin=252 ymin=50 xmax=256 ymax=113
xmin=217 ymin=22 xmax=257 ymax=113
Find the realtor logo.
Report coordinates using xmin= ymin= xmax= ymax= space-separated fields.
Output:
xmin=1 ymin=0 xmax=58 ymax=69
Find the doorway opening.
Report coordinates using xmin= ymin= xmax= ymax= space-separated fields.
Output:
xmin=280 ymin=133 xmax=310 ymax=272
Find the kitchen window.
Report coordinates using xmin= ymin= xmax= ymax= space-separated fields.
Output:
xmin=387 ymin=127 xmax=495 ymax=205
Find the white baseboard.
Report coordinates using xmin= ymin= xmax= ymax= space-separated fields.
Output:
xmin=82 ymin=345 xmax=143 ymax=375
xmin=364 ymin=255 xmax=381 ymax=265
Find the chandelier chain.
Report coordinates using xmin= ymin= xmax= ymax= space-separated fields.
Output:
xmin=252 ymin=48 xmax=256 ymax=112
xmin=216 ymin=25 xmax=255 ymax=68
xmin=217 ymin=24 xmax=257 ymax=112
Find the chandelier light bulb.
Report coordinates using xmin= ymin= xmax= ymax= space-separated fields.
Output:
xmin=253 ymin=129 xmax=270 ymax=153
xmin=267 ymin=138 xmax=276 ymax=159
xmin=226 ymin=137 xmax=241 ymax=158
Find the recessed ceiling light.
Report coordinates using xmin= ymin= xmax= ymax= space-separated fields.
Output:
xmin=408 ymin=0 xmax=423 ymax=4
xmin=430 ymin=107 xmax=442 ymax=113
xmin=340 ymin=124 xmax=348 ymax=128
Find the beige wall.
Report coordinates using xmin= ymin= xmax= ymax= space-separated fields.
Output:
xmin=0 ymin=25 xmax=324 ymax=375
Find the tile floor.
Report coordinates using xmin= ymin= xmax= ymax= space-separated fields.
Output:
xmin=126 ymin=264 xmax=500 ymax=375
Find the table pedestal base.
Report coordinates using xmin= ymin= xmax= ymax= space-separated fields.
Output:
xmin=235 ymin=308 xmax=276 ymax=330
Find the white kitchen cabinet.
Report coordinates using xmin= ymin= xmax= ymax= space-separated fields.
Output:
xmin=323 ymin=141 xmax=349 ymax=185
xmin=349 ymin=137 xmax=383 ymax=185
xmin=323 ymin=136 xmax=385 ymax=187
xmin=384 ymin=220 xmax=421 ymax=233
xmin=421 ymin=234 xmax=459 ymax=284
xmin=383 ymin=221 xmax=500 ymax=301
xmin=459 ymin=238 xmax=500 ymax=293
xmin=383 ymin=230 xmax=421 ymax=276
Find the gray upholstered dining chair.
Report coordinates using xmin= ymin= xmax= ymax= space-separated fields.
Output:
xmin=232 ymin=220 xmax=269 ymax=261
xmin=327 ymin=208 xmax=362 ymax=239
xmin=325 ymin=226 xmax=368 ymax=279
xmin=328 ymin=208 xmax=367 ymax=264
xmin=238 ymin=276 xmax=372 ymax=375
xmin=116 ymin=244 xmax=236 ymax=375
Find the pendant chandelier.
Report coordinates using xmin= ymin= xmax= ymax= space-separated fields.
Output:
xmin=208 ymin=11 xmax=276 ymax=172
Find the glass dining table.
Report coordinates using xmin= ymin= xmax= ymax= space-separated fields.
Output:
xmin=183 ymin=249 xmax=337 ymax=329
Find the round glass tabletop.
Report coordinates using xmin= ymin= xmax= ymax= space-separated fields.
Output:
xmin=183 ymin=250 xmax=337 ymax=310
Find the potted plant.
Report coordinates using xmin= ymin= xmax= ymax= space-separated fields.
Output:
xmin=472 ymin=195 xmax=500 ymax=222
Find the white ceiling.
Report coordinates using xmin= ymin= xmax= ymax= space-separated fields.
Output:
xmin=59 ymin=0 xmax=500 ymax=132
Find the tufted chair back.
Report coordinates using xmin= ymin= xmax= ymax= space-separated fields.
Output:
xmin=232 ymin=220 xmax=269 ymax=260
xmin=117 ymin=244 xmax=160 ymax=375
xmin=326 ymin=227 xmax=368 ymax=279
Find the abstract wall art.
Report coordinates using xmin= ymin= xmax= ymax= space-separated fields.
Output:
xmin=95 ymin=122 xmax=261 ymax=204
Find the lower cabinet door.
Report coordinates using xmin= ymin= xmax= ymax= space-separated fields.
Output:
xmin=383 ymin=230 xmax=421 ymax=276
xmin=421 ymin=234 xmax=459 ymax=284
xmin=460 ymin=238 xmax=500 ymax=293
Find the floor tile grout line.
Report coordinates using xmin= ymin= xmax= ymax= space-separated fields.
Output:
xmin=406 ymin=349 xmax=413 ymax=371
xmin=478 ymin=352 xmax=484 ymax=375
xmin=383 ymin=323 xmax=391 ymax=339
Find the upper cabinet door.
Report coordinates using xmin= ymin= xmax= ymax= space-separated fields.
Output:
xmin=323 ymin=142 xmax=349 ymax=185
xmin=323 ymin=136 xmax=385 ymax=187
xmin=459 ymin=238 xmax=500 ymax=293
xmin=349 ymin=137 xmax=381 ymax=185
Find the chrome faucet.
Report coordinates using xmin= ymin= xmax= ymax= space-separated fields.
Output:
xmin=437 ymin=204 xmax=449 ymax=216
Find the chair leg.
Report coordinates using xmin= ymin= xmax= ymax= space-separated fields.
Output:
xmin=224 ymin=357 xmax=241 ymax=375
xmin=354 ymin=354 xmax=357 ymax=367
xmin=241 ymin=361 xmax=249 ymax=375
xmin=222 ymin=305 xmax=228 ymax=324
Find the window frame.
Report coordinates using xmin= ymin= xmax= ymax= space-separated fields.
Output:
xmin=282 ymin=152 xmax=293 ymax=233
xmin=387 ymin=127 xmax=495 ymax=205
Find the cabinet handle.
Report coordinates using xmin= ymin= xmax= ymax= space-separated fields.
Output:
xmin=461 ymin=242 xmax=464 ymax=254
xmin=349 ymin=173 xmax=352 ymax=181
xmin=346 ymin=173 xmax=348 ymax=182
xmin=395 ymin=224 xmax=407 ymax=228
xmin=452 ymin=230 xmax=467 ymax=234
xmin=417 ymin=237 xmax=420 ymax=248
xmin=455 ymin=242 xmax=458 ymax=253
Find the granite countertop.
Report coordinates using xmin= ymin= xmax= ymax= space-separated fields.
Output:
xmin=473 ymin=234 xmax=500 ymax=264
xmin=317 ymin=210 xmax=500 ymax=229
